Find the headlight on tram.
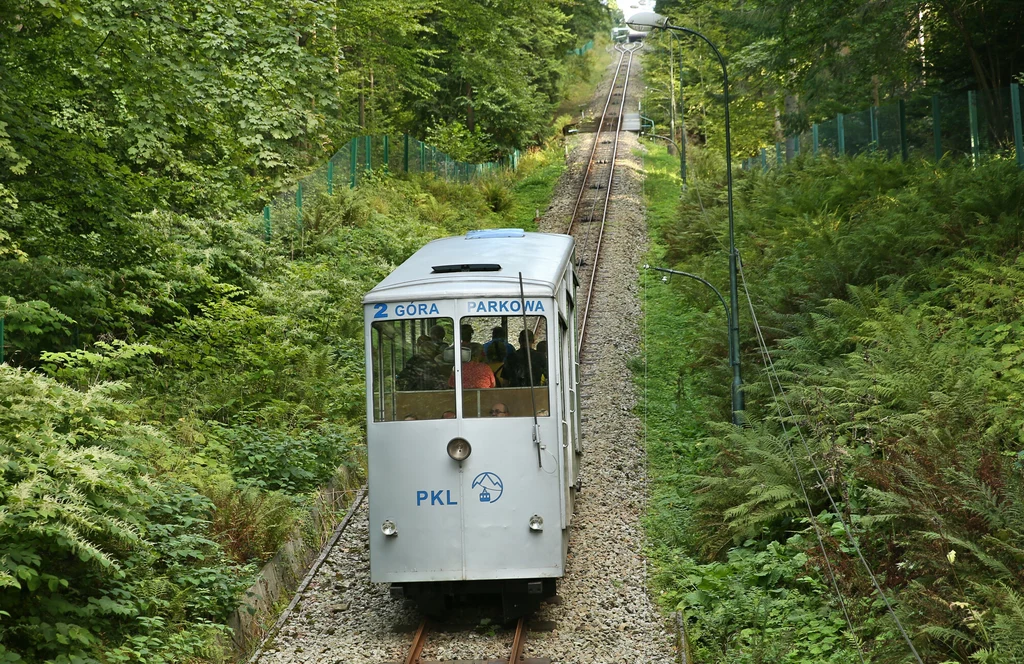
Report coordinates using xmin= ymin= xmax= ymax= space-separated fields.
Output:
xmin=447 ymin=437 xmax=472 ymax=461
xmin=381 ymin=520 xmax=398 ymax=537
xmin=529 ymin=515 xmax=544 ymax=532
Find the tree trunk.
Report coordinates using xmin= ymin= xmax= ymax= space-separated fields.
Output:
xmin=359 ymin=82 xmax=365 ymax=129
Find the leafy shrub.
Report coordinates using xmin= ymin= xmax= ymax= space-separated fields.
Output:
xmin=223 ymin=424 xmax=353 ymax=495
xmin=0 ymin=367 xmax=250 ymax=663
xmin=654 ymin=538 xmax=861 ymax=664
xmin=205 ymin=484 xmax=300 ymax=565
xmin=480 ymin=179 xmax=515 ymax=213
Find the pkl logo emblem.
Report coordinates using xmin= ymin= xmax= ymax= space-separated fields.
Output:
xmin=471 ymin=472 xmax=504 ymax=504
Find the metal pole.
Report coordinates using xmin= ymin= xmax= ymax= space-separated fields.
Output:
xmin=932 ymin=94 xmax=943 ymax=162
xmin=1 ymin=317 xmax=4 ymax=365
xmin=775 ymin=142 xmax=783 ymax=167
xmin=870 ymin=106 xmax=879 ymax=149
xmin=383 ymin=135 xmax=390 ymax=170
xmin=677 ymin=43 xmax=686 ymax=184
xmin=837 ymin=113 xmax=846 ymax=155
xmin=1012 ymin=84 xmax=1024 ymax=169
xmin=812 ymin=123 xmax=819 ymax=156
xmin=350 ymin=137 xmax=358 ymax=187
xmin=296 ymin=183 xmax=303 ymax=240
xmin=327 ymin=160 xmax=334 ymax=195
xmin=968 ymin=90 xmax=980 ymax=165
xmin=760 ymin=147 xmax=767 ymax=172
xmin=263 ymin=205 xmax=271 ymax=242
xmin=662 ymin=21 xmax=743 ymax=423
xmin=898 ymin=99 xmax=909 ymax=162
xmin=365 ymin=136 xmax=372 ymax=171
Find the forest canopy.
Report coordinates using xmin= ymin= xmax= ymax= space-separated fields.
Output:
xmin=643 ymin=0 xmax=1024 ymax=152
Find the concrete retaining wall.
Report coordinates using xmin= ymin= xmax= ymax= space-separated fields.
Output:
xmin=227 ymin=480 xmax=353 ymax=659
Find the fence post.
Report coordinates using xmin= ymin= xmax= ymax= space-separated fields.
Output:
xmin=870 ymin=106 xmax=879 ymax=149
xmin=364 ymin=136 xmax=372 ymax=171
xmin=296 ymin=183 xmax=303 ymax=238
xmin=383 ymin=135 xmax=390 ymax=170
xmin=404 ymin=134 xmax=410 ymax=173
xmin=812 ymin=123 xmax=819 ymax=156
xmin=898 ymin=99 xmax=909 ymax=162
xmin=760 ymin=147 xmax=767 ymax=171
xmin=1 ymin=316 xmax=5 ymax=365
xmin=968 ymin=90 xmax=980 ymax=165
xmin=775 ymin=142 xmax=783 ymax=166
xmin=263 ymin=205 xmax=271 ymax=242
xmin=932 ymin=94 xmax=942 ymax=161
xmin=350 ymin=137 xmax=358 ymax=187
xmin=837 ymin=113 xmax=846 ymax=155
xmin=327 ymin=160 xmax=334 ymax=196
xmin=1012 ymin=83 xmax=1024 ymax=169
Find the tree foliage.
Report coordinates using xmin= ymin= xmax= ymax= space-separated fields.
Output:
xmin=642 ymin=0 xmax=1024 ymax=152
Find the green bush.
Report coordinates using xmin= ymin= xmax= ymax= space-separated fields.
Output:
xmin=0 ymin=367 xmax=251 ymax=663
xmin=642 ymin=147 xmax=1024 ymax=663
xmin=225 ymin=424 xmax=353 ymax=495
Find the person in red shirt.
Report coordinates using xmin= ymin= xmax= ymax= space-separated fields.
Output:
xmin=449 ymin=345 xmax=496 ymax=389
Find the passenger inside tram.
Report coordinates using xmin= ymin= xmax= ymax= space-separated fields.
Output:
xmin=370 ymin=314 xmax=550 ymax=421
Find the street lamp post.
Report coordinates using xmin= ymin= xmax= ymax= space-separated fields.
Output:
xmin=628 ymin=11 xmax=744 ymax=423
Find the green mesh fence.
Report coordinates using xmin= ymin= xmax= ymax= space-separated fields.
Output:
xmin=260 ymin=133 xmax=518 ymax=242
xmin=745 ymin=85 xmax=1024 ymax=173
xmin=818 ymin=117 xmax=839 ymax=155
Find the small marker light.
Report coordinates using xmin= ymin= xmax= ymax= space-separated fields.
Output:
xmin=529 ymin=515 xmax=544 ymax=532
xmin=447 ymin=437 xmax=472 ymax=461
xmin=381 ymin=520 xmax=397 ymax=537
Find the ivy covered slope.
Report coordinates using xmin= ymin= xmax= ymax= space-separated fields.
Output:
xmin=641 ymin=150 xmax=1024 ymax=663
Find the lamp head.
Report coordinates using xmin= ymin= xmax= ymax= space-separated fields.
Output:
xmin=626 ymin=10 xmax=668 ymax=30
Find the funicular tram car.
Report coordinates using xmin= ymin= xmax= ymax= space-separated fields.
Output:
xmin=363 ymin=229 xmax=582 ymax=617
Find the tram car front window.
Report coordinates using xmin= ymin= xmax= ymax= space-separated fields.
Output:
xmin=459 ymin=315 xmax=550 ymax=418
xmin=370 ymin=315 xmax=552 ymax=421
xmin=370 ymin=316 xmax=457 ymax=421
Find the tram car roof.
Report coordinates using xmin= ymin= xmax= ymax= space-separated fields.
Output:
xmin=363 ymin=230 xmax=574 ymax=304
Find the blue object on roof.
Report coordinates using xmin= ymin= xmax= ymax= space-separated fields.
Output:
xmin=465 ymin=228 xmax=526 ymax=239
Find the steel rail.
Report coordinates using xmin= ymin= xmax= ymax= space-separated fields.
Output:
xmin=565 ymin=43 xmax=630 ymax=234
xmin=576 ymin=44 xmax=639 ymax=350
xmin=507 ymin=616 xmax=526 ymax=664
xmin=405 ymin=620 xmax=429 ymax=664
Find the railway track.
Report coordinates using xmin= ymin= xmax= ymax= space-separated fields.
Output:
xmin=398 ymin=617 xmax=548 ymax=664
xmin=251 ymin=40 xmax=674 ymax=664
xmin=569 ymin=42 xmax=641 ymax=350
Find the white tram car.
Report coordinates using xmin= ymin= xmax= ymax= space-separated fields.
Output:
xmin=363 ymin=229 xmax=582 ymax=617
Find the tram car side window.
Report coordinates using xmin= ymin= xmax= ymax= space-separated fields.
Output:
xmin=370 ymin=317 xmax=456 ymax=421
xmin=459 ymin=315 xmax=550 ymax=418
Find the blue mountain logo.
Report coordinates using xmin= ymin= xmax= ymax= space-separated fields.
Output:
xmin=471 ymin=472 xmax=504 ymax=504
